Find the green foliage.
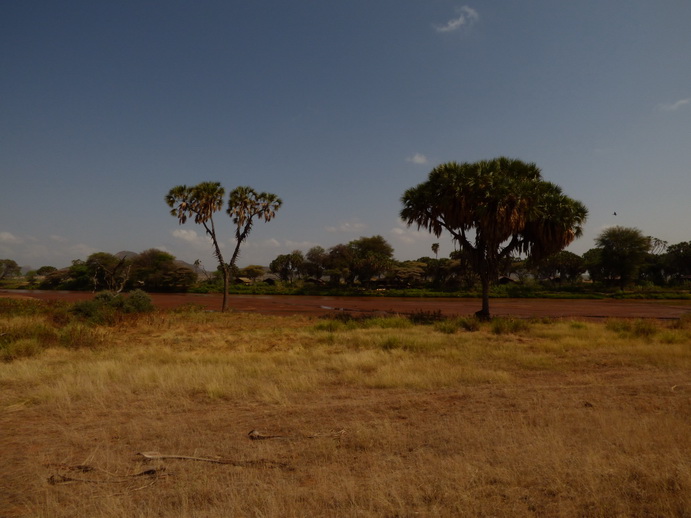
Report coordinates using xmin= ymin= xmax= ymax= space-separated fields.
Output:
xmin=166 ymin=182 xmax=282 ymax=311
xmin=594 ymin=226 xmax=652 ymax=288
xmin=270 ymin=251 xmax=304 ymax=283
xmin=666 ymin=241 xmax=691 ymax=283
xmin=531 ymin=250 xmax=586 ymax=281
xmin=401 ymin=157 xmax=588 ymax=318
xmin=0 ymin=259 xmax=21 ymax=281
xmin=71 ymin=290 xmax=154 ymax=324
xmin=130 ymin=249 xmax=195 ymax=292
xmin=124 ymin=289 xmax=155 ymax=312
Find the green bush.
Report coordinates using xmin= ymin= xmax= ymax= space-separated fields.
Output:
xmin=71 ymin=299 xmax=118 ymax=325
xmin=123 ymin=289 xmax=154 ymax=313
xmin=70 ymin=290 xmax=154 ymax=324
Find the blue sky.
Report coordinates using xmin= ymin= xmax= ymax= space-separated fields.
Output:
xmin=2 ymin=1 xmax=690 ymax=270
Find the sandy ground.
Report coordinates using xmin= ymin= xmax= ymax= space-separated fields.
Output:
xmin=2 ymin=289 xmax=690 ymax=320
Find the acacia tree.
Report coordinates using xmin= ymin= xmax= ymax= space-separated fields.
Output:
xmin=85 ymin=252 xmax=131 ymax=293
xmin=665 ymin=241 xmax=691 ymax=283
xmin=165 ymin=182 xmax=282 ymax=311
xmin=0 ymin=259 xmax=21 ymax=281
xmin=595 ymin=226 xmax=651 ymax=289
xmin=347 ymin=235 xmax=394 ymax=287
xmin=401 ymin=158 xmax=587 ymax=319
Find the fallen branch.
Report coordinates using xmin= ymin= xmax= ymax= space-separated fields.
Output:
xmin=47 ymin=465 xmax=165 ymax=485
xmin=137 ymin=451 xmax=291 ymax=470
xmin=248 ymin=429 xmax=346 ymax=441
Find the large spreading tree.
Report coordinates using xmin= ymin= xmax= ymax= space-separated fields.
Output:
xmin=594 ymin=226 xmax=651 ymax=288
xmin=401 ymin=157 xmax=587 ymax=319
xmin=165 ymin=182 xmax=282 ymax=311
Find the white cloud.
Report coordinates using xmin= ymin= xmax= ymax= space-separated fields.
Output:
xmin=69 ymin=243 xmax=99 ymax=258
xmin=658 ymin=97 xmax=691 ymax=112
xmin=658 ymin=98 xmax=690 ymax=112
xmin=172 ymin=228 xmax=203 ymax=243
xmin=390 ymin=223 xmax=437 ymax=245
xmin=0 ymin=231 xmax=22 ymax=244
xmin=435 ymin=6 xmax=479 ymax=33
xmin=406 ymin=153 xmax=428 ymax=165
xmin=325 ymin=220 xmax=367 ymax=233
xmin=263 ymin=238 xmax=281 ymax=248
xmin=0 ymin=231 xmax=101 ymax=268
xmin=285 ymin=240 xmax=320 ymax=251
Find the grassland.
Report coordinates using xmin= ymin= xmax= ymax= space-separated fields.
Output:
xmin=1 ymin=299 xmax=690 ymax=517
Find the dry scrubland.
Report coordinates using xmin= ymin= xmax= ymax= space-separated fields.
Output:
xmin=1 ymin=301 xmax=690 ymax=517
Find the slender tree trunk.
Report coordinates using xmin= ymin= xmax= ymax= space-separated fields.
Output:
xmin=476 ymin=272 xmax=491 ymax=321
xmin=221 ymin=267 xmax=229 ymax=313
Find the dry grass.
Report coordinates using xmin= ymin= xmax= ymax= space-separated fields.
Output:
xmin=1 ymin=308 xmax=690 ymax=517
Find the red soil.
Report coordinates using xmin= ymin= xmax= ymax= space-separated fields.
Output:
xmin=2 ymin=290 xmax=690 ymax=320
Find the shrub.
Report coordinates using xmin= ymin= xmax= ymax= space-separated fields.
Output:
xmin=70 ymin=290 xmax=154 ymax=324
xmin=71 ymin=299 xmax=118 ymax=325
xmin=123 ymin=289 xmax=154 ymax=313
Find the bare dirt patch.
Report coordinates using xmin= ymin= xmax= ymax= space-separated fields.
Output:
xmin=2 ymin=289 xmax=690 ymax=319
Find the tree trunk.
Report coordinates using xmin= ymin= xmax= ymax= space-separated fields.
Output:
xmin=221 ymin=267 xmax=229 ymax=312
xmin=475 ymin=272 xmax=491 ymax=321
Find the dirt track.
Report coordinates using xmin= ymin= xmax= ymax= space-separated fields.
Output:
xmin=2 ymin=290 xmax=690 ymax=320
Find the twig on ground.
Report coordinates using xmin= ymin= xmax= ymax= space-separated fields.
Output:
xmin=248 ymin=428 xmax=347 ymax=441
xmin=137 ymin=451 xmax=292 ymax=470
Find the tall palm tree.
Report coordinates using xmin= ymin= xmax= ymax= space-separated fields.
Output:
xmin=166 ymin=182 xmax=281 ymax=312
xmin=226 ymin=187 xmax=283 ymax=287
xmin=401 ymin=158 xmax=587 ymax=319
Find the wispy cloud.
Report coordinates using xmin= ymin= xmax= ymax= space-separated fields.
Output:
xmin=0 ymin=231 xmax=22 ymax=244
xmin=390 ymin=223 xmax=438 ymax=246
xmin=171 ymin=228 xmax=216 ymax=253
xmin=325 ymin=220 xmax=367 ymax=233
xmin=406 ymin=153 xmax=428 ymax=165
xmin=434 ymin=6 xmax=479 ymax=33
xmin=0 ymin=231 xmax=98 ymax=267
xmin=285 ymin=240 xmax=320 ymax=251
xmin=658 ymin=98 xmax=690 ymax=112
xmin=172 ymin=228 xmax=203 ymax=243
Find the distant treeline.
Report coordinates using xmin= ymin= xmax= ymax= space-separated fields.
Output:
xmin=2 ymin=229 xmax=690 ymax=295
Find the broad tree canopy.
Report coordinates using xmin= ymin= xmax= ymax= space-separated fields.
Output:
xmin=401 ymin=157 xmax=587 ymax=318
xmin=594 ymin=226 xmax=651 ymax=288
